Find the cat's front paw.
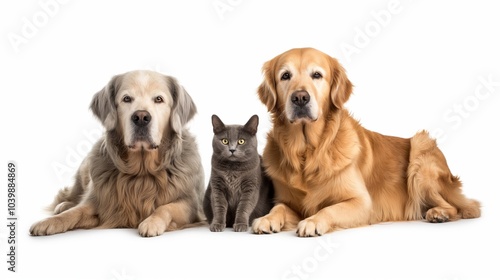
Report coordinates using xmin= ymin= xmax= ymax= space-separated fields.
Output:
xmin=209 ymin=223 xmax=225 ymax=232
xmin=233 ymin=223 xmax=248 ymax=232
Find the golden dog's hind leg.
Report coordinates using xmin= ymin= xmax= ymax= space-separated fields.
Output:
xmin=424 ymin=191 xmax=458 ymax=222
xmin=423 ymin=177 xmax=481 ymax=222
xmin=406 ymin=131 xmax=481 ymax=222
xmin=251 ymin=203 xmax=301 ymax=234
xmin=30 ymin=203 xmax=99 ymax=236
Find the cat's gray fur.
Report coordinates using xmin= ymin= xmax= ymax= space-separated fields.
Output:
xmin=203 ymin=114 xmax=274 ymax=232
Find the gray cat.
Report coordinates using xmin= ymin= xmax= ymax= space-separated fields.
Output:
xmin=203 ymin=114 xmax=274 ymax=232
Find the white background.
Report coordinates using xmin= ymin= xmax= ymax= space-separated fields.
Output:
xmin=1 ymin=1 xmax=499 ymax=279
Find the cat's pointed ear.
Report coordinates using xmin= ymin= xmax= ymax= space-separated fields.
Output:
xmin=211 ymin=114 xmax=225 ymax=134
xmin=243 ymin=114 xmax=259 ymax=135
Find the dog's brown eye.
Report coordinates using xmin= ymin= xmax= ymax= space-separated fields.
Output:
xmin=123 ymin=96 xmax=132 ymax=103
xmin=312 ymin=72 xmax=322 ymax=79
xmin=154 ymin=96 xmax=164 ymax=103
xmin=281 ymin=72 xmax=291 ymax=81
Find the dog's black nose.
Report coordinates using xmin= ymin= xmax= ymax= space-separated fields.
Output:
xmin=291 ymin=91 xmax=310 ymax=107
xmin=132 ymin=110 xmax=151 ymax=127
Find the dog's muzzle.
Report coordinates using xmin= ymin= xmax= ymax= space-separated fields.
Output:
xmin=131 ymin=110 xmax=151 ymax=138
xmin=131 ymin=110 xmax=151 ymax=127
xmin=129 ymin=110 xmax=157 ymax=149
xmin=290 ymin=90 xmax=313 ymax=121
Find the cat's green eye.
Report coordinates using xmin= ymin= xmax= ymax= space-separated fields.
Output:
xmin=238 ymin=139 xmax=245 ymax=145
xmin=221 ymin=138 xmax=229 ymax=145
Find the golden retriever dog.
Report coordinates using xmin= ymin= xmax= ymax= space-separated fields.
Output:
xmin=252 ymin=47 xmax=481 ymax=237
xmin=30 ymin=70 xmax=205 ymax=237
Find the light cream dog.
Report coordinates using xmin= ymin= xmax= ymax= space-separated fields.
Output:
xmin=30 ymin=70 xmax=204 ymax=237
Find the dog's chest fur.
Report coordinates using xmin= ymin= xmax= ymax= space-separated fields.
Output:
xmin=94 ymin=172 xmax=169 ymax=228
xmin=264 ymin=111 xmax=363 ymax=217
xmin=90 ymin=150 xmax=172 ymax=228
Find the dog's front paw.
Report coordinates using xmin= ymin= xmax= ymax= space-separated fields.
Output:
xmin=209 ymin=223 xmax=225 ymax=232
xmin=138 ymin=216 xmax=166 ymax=237
xmin=30 ymin=217 xmax=67 ymax=236
xmin=233 ymin=223 xmax=248 ymax=232
xmin=251 ymin=216 xmax=282 ymax=234
xmin=296 ymin=218 xmax=329 ymax=237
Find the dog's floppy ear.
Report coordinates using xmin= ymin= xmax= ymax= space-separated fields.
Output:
xmin=258 ymin=59 xmax=277 ymax=113
xmin=166 ymin=76 xmax=197 ymax=135
xmin=329 ymin=56 xmax=353 ymax=110
xmin=90 ymin=74 xmax=123 ymax=131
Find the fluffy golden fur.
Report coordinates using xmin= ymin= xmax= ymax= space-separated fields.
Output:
xmin=252 ymin=48 xmax=481 ymax=237
xmin=30 ymin=70 xmax=205 ymax=237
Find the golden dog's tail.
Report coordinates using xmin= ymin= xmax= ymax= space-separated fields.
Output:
xmin=405 ymin=130 xmax=481 ymax=221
